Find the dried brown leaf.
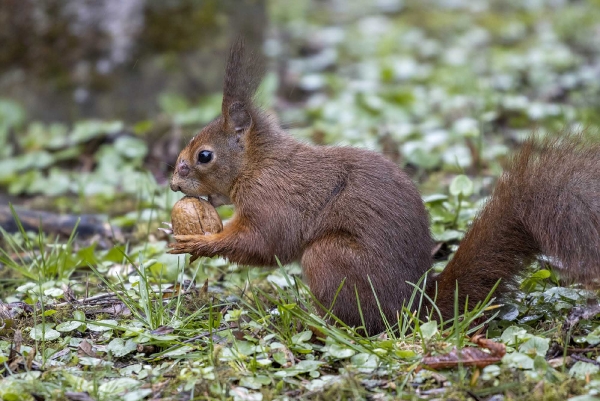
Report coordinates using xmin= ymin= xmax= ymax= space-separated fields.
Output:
xmin=421 ymin=335 xmax=506 ymax=370
xmin=78 ymin=340 xmax=97 ymax=358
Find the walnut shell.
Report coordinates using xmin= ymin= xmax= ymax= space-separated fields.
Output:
xmin=171 ymin=196 xmax=223 ymax=235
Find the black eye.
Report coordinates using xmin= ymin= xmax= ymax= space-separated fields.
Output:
xmin=197 ymin=150 xmax=213 ymax=164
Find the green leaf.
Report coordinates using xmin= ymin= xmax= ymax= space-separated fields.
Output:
xmin=530 ymin=269 xmax=551 ymax=279
xmin=0 ymin=98 xmax=26 ymax=132
xmin=481 ymin=365 xmax=502 ymax=380
xmin=87 ymin=319 xmax=118 ymax=332
xmin=519 ymin=337 xmax=550 ymax=357
xmin=114 ymin=136 xmax=148 ymax=160
xmin=107 ymin=338 xmax=138 ymax=357
xmin=423 ymin=194 xmax=449 ymax=204
xmin=502 ymin=352 xmax=534 ymax=370
xmin=0 ymin=379 xmax=30 ymax=401
xmin=325 ymin=343 xmax=355 ymax=359
xmin=570 ymin=361 xmax=600 ymax=380
xmin=583 ymin=327 xmax=600 ymax=346
xmin=235 ymin=341 xmax=259 ymax=356
xmin=70 ymin=120 xmax=123 ymax=144
xmin=432 ymin=229 xmax=463 ymax=242
xmin=122 ymin=389 xmax=153 ymax=401
xmin=104 ymin=246 xmax=127 ymax=263
xmin=449 ymin=175 xmax=474 ymax=197
xmin=239 ymin=375 xmax=271 ymax=390
xmin=30 ymin=323 xmax=60 ymax=341
xmin=394 ymin=349 xmax=417 ymax=359
xmin=163 ymin=346 xmax=194 ymax=358
xmin=350 ymin=353 xmax=379 ymax=372
xmin=420 ymin=321 xmax=438 ymax=340
xmin=273 ymin=352 xmax=287 ymax=366
xmin=497 ymin=304 xmax=519 ymax=321
xmin=230 ymin=387 xmax=263 ymax=401
xmin=292 ymin=331 xmax=312 ymax=345
xmin=274 ymin=360 xmax=324 ymax=378
xmin=56 ymin=321 xmax=84 ymax=332
xmin=533 ymin=355 xmax=548 ymax=372
xmin=73 ymin=310 xmax=86 ymax=321
xmin=44 ymin=288 xmax=64 ymax=298
xmin=37 ymin=168 xmax=71 ymax=196
xmin=500 ymin=326 xmax=531 ymax=345
xmin=98 ymin=378 xmax=141 ymax=396
xmin=406 ymin=147 xmax=441 ymax=169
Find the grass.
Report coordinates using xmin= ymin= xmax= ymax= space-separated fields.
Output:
xmin=1 ymin=198 xmax=598 ymax=400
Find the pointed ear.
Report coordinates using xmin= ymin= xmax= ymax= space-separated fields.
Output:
xmin=226 ymin=101 xmax=252 ymax=133
xmin=221 ymin=38 xmax=263 ymax=134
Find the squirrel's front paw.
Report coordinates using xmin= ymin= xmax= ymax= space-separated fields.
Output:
xmin=168 ymin=235 xmax=208 ymax=263
xmin=168 ymin=235 xmax=201 ymax=253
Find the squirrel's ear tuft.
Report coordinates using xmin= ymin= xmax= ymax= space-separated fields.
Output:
xmin=227 ymin=101 xmax=252 ymax=133
xmin=221 ymin=38 xmax=263 ymax=118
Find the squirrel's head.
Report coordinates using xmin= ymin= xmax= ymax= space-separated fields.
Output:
xmin=170 ymin=39 xmax=262 ymax=207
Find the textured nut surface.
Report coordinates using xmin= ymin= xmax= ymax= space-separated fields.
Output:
xmin=171 ymin=196 xmax=223 ymax=235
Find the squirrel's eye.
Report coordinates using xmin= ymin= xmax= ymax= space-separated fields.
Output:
xmin=197 ymin=150 xmax=213 ymax=164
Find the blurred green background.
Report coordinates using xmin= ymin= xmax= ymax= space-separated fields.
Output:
xmin=1 ymin=0 xmax=599 ymax=219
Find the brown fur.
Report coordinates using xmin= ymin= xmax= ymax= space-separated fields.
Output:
xmin=170 ymin=41 xmax=600 ymax=334
xmin=430 ymin=136 xmax=600 ymax=318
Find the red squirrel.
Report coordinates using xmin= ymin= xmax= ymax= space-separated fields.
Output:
xmin=169 ymin=41 xmax=600 ymax=334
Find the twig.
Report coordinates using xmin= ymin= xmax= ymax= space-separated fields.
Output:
xmin=571 ymin=354 xmax=600 ymax=366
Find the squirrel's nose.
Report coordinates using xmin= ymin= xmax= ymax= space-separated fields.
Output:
xmin=177 ymin=161 xmax=190 ymax=177
xmin=170 ymin=182 xmax=181 ymax=192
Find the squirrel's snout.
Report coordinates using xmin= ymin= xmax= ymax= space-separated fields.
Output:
xmin=170 ymin=180 xmax=181 ymax=192
xmin=176 ymin=161 xmax=190 ymax=177
xmin=170 ymin=161 xmax=189 ymax=192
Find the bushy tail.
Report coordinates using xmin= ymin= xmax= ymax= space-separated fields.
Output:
xmin=429 ymin=134 xmax=600 ymax=318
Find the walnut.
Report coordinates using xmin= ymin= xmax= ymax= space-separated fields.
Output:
xmin=171 ymin=196 xmax=223 ymax=235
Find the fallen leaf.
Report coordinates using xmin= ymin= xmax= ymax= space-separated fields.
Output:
xmin=421 ymin=335 xmax=506 ymax=370
xmin=78 ymin=340 xmax=97 ymax=358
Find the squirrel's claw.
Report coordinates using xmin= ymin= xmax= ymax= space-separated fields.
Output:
xmin=158 ymin=222 xmax=173 ymax=235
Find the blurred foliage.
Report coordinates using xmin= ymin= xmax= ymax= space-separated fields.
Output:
xmin=1 ymin=0 xmax=599 ymax=208
xmin=275 ymin=0 xmax=600 ymax=177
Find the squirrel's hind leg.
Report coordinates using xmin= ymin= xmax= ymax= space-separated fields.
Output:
xmin=300 ymin=235 xmax=390 ymax=336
